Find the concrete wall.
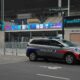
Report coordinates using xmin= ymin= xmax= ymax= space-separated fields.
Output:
xmin=0 ymin=31 xmax=5 ymax=45
xmin=64 ymin=29 xmax=80 ymax=41
xmin=64 ymin=30 xmax=70 ymax=41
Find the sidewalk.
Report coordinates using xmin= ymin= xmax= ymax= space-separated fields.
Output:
xmin=0 ymin=55 xmax=28 ymax=64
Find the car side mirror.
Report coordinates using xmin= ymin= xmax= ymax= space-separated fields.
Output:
xmin=27 ymin=42 xmax=29 ymax=46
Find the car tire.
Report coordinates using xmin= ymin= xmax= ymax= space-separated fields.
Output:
xmin=29 ymin=52 xmax=37 ymax=61
xmin=64 ymin=54 xmax=76 ymax=64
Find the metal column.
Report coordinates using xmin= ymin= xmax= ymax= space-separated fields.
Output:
xmin=68 ymin=0 xmax=70 ymax=16
xmin=58 ymin=0 xmax=62 ymax=16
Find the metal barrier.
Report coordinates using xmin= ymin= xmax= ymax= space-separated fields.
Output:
xmin=0 ymin=42 xmax=28 ymax=56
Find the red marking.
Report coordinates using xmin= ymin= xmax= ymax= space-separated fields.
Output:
xmin=56 ymin=50 xmax=67 ymax=54
xmin=56 ymin=50 xmax=80 ymax=60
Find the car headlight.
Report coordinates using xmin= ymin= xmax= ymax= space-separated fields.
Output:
xmin=74 ymin=48 xmax=80 ymax=54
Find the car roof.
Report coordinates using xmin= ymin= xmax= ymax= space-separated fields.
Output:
xmin=29 ymin=38 xmax=62 ymax=42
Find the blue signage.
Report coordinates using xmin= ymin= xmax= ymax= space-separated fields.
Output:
xmin=64 ymin=16 xmax=80 ymax=27
xmin=4 ymin=22 xmax=62 ymax=31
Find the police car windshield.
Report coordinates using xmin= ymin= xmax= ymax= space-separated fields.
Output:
xmin=61 ymin=40 xmax=77 ymax=47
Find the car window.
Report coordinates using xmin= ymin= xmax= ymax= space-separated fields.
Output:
xmin=61 ymin=40 xmax=77 ymax=47
xmin=30 ymin=39 xmax=64 ymax=47
xmin=39 ymin=40 xmax=49 ymax=45
xmin=30 ymin=39 xmax=49 ymax=45
xmin=30 ymin=40 xmax=39 ymax=44
xmin=48 ymin=40 xmax=63 ymax=47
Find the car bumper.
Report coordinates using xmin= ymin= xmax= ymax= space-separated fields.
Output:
xmin=74 ymin=53 xmax=80 ymax=61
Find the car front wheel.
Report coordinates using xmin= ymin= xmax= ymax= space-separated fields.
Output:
xmin=29 ymin=53 xmax=37 ymax=61
xmin=65 ymin=54 xmax=76 ymax=64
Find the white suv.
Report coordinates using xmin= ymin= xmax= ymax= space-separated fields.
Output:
xmin=26 ymin=38 xmax=80 ymax=64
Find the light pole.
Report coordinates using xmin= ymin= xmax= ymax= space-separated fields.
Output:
xmin=58 ymin=0 xmax=62 ymax=16
xmin=68 ymin=0 xmax=70 ymax=16
xmin=62 ymin=12 xmax=65 ymax=39
xmin=1 ymin=0 xmax=4 ymax=30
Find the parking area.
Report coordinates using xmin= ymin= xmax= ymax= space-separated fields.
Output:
xmin=0 ymin=55 xmax=27 ymax=64
xmin=0 ymin=56 xmax=80 ymax=80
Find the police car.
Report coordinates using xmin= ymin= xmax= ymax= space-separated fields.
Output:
xmin=26 ymin=38 xmax=80 ymax=64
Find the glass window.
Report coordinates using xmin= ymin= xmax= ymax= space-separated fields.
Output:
xmin=48 ymin=40 xmax=63 ymax=46
xmin=30 ymin=40 xmax=39 ymax=44
xmin=61 ymin=40 xmax=77 ymax=47
xmin=31 ymin=39 xmax=49 ymax=45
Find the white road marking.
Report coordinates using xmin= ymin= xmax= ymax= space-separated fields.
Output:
xmin=40 ymin=66 xmax=48 ymax=68
xmin=40 ymin=66 xmax=62 ymax=70
xmin=36 ymin=74 xmax=70 ymax=80
xmin=48 ymin=66 xmax=62 ymax=70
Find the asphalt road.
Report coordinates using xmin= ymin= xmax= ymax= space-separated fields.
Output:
xmin=0 ymin=56 xmax=80 ymax=80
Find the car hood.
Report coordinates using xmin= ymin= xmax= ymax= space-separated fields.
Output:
xmin=68 ymin=46 xmax=80 ymax=52
xmin=70 ymin=46 xmax=80 ymax=49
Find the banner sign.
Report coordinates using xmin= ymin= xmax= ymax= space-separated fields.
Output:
xmin=64 ymin=16 xmax=80 ymax=27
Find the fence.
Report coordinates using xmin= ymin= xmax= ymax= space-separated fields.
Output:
xmin=0 ymin=42 xmax=28 ymax=56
